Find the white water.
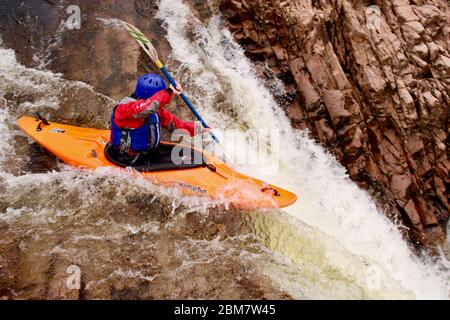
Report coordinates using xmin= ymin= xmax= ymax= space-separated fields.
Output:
xmin=1 ymin=2 xmax=449 ymax=298
xmin=156 ymin=0 xmax=450 ymax=299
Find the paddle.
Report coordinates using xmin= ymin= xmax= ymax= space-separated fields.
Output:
xmin=121 ymin=20 xmax=233 ymax=165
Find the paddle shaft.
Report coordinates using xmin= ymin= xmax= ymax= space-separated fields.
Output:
xmin=122 ymin=20 xmax=230 ymax=161
xmin=158 ymin=63 xmax=234 ymax=165
xmin=158 ymin=66 xmax=219 ymax=143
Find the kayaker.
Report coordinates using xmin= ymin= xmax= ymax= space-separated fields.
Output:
xmin=110 ymin=73 xmax=202 ymax=164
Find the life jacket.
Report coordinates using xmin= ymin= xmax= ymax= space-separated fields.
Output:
xmin=110 ymin=100 xmax=161 ymax=154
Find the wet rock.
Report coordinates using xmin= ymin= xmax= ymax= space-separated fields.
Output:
xmin=394 ymin=5 xmax=420 ymax=22
xmin=413 ymin=5 xmax=446 ymax=26
xmin=0 ymin=0 xmax=169 ymax=100
xmin=412 ymin=43 xmax=429 ymax=59
xmin=217 ymin=0 xmax=450 ymax=246
xmin=391 ymin=174 xmax=412 ymax=204
xmin=404 ymin=199 xmax=422 ymax=227
xmin=0 ymin=175 xmax=292 ymax=299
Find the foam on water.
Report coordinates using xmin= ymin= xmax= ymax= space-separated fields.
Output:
xmin=0 ymin=109 xmax=14 ymax=165
xmin=157 ymin=0 xmax=449 ymax=299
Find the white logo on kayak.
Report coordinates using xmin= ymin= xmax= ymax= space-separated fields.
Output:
xmin=51 ymin=128 xmax=66 ymax=133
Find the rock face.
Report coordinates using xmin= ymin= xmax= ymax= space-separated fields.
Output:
xmin=218 ymin=0 xmax=449 ymax=246
xmin=0 ymin=0 xmax=170 ymax=100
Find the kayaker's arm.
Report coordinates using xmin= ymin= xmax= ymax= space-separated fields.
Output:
xmin=114 ymin=86 xmax=199 ymax=136
xmin=158 ymin=106 xmax=198 ymax=137
xmin=115 ymin=89 xmax=174 ymax=120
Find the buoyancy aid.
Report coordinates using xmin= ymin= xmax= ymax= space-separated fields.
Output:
xmin=110 ymin=98 xmax=161 ymax=154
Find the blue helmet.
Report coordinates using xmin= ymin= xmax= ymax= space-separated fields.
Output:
xmin=135 ymin=74 xmax=166 ymax=99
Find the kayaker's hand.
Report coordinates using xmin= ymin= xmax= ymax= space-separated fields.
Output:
xmin=170 ymin=84 xmax=183 ymax=95
xmin=202 ymin=127 xmax=212 ymax=134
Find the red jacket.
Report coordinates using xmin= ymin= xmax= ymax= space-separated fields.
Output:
xmin=113 ymin=89 xmax=196 ymax=136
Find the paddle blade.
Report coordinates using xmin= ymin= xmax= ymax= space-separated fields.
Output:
xmin=121 ymin=20 xmax=159 ymax=62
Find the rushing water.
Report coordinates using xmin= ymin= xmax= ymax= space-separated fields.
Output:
xmin=156 ymin=0 xmax=450 ymax=299
xmin=0 ymin=0 xmax=449 ymax=299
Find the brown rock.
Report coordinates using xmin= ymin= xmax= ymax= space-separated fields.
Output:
xmin=394 ymin=5 xmax=420 ymax=22
xmin=412 ymin=43 xmax=429 ymax=59
xmin=218 ymin=0 xmax=450 ymax=246
xmin=413 ymin=5 xmax=445 ymax=25
xmin=391 ymin=174 xmax=412 ymax=202
xmin=403 ymin=199 xmax=422 ymax=226
xmin=401 ymin=21 xmax=424 ymax=44
xmin=322 ymin=90 xmax=350 ymax=126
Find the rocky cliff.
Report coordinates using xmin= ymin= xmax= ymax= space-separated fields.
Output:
xmin=217 ymin=0 xmax=449 ymax=246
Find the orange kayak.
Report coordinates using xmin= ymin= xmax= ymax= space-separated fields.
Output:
xmin=17 ymin=115 xmax=297 ymax=209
